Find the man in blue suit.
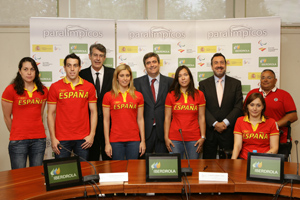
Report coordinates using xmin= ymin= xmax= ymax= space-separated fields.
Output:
xmin=134 ymin=52 xmax=173 ymax=157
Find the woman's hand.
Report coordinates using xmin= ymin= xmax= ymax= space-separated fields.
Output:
xmin=105 ymin=143 xmax=112 ymax=158
xmin=139 ymin=141 xmax=146 ymax=157
xmin=165 ymin=138 xmax=175 ymax=152
xmin=195 ymin=138 xmax=205 ymax=153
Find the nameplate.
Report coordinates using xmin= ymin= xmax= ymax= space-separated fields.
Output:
xmin=199 ymin=172 xmax=228 ymax=182
xmin=99 ymin=172 xmax=128 ymax=183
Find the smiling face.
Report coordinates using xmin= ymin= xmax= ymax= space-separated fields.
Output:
xmin=89 ymin=47 xmax=106 ymax=71
xmin=64 ymin=58 xmax=81 ymax=82
xmin=117 ymin=69 xmax=131 ymax=89
xmin=144 ymin=56 xmax=160 ymax=78
xmin=19 ymin=61 xmax=36 ymax=84
xmin=178 ymin=68 xmax=190 ymax=89
xmin=260 ymin=70 xmax=277 ymax=92
xmin=211 ymin=56 xmax=226 ymax=78
xmin=247 ymin=98 xmax=264 ymax=119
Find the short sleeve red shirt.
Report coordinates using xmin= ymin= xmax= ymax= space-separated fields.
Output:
xmin=165 ymin=90 xmax=206 ymax=141
xmin=102 ymin=90 xmax=144 ymax=143
xmin=47 ymin=77 xmax=97 ymax=141
xmin=246 ymin=88 xmax=296 ymax=143
xmin=2 ymin=84 xmax=48 ymax=140
xmin=234 ymin=116 xmax=279 ymax=160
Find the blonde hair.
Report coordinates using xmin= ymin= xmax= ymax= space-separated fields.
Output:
xmin=111 ymin=64 xmax=136 ymax=99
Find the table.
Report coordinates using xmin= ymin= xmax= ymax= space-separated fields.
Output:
xmin=0 ymin=159 xmax=299 ymax=200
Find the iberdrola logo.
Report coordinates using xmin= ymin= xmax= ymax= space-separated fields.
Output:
xmin=50 ymin=168 xmax=61 ymax=176
xmin=252 ymin=162 xmax=262 ymax=168
xmin=151 ymin=162 xmax=161 ymax=169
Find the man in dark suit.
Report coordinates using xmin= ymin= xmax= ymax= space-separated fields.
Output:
xmin=199 ymin=53 xmax=243 ymax=159
xmin=134 ymin=52 xmax=173 ymax=157
xmin=79 ymin=43 xmax=114 ymax=161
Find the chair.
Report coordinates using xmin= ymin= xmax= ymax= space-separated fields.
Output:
xmin=278 ymin=121 xmax=292 ymax=162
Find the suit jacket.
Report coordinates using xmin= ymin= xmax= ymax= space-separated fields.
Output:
xmin=79 ymin=66 xmax=115 ymax=117
xmin=134 ymin=74 xmax=173 ymax=141
xmin=199 ymin=75 xmax=243 ymax=141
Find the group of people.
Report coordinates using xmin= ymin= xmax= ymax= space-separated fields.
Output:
xmin=1 ymin=43 xmax=298 ymax=170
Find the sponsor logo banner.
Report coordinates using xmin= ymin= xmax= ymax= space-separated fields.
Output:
xmin=259 ymin=57 xmax=278 ymax=67
xmin=32 ymin=45 xmax=53 ymax=52
xmin=69 ymin=44 xmax=88 ymax=54
xmin=40 ymin=72 xmax=52 ymax=82
xmin=226 ymin=59 xmax=243 ymax=66
xmin=232 ymin=43 xmax=251 ymax=54
xmin=153 ymin=44 xmax=171 ymax=54
xmin=198 ymin=71 xmax=214 ymax=82
xmin=178 ymin=58 xmax=196 ymax=68
xmin=119 ymin=46 xmax=139 ymax=53
xmin=197 ymin=46 xmax=217 ymax=53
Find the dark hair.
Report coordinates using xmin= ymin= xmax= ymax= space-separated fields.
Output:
xmin=244 ymin=93 xmax=266 ymax=118
xmin=89 ymin=43 xmax=106 ymax=57
xmin=211 ymin=53 xmax=226 ymax=66
xmin=169 ymin=65 xmax=196 ymax=101
xmin=12 ymin=57 xmax=45 ymax=95
xmin=143 ymin=52 xmax=160 ymax=66
xmin=64 ymin=53 xmax=81 ymax=66
xmin=261 ymin=69 xmax=276 ymax=78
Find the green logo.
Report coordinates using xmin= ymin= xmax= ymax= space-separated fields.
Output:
xmin=132 ymin=71 xmax=137 ymax=79
xmin=149 ymin=158 xmax=178 ymax=177
xmin=69 ymin=43 xmax=88 ymax=54
xmin=153 ymin=44 xmax=171 ymax=54
xmin=242 ymin=85 xmax=251 ymax=95
xmin=250 ymin=157 xmax=281 ymax=179
xmin=40 ymin=71 xmax=52 ymax=82
xmin=104 ymin=58 xmax=114 ymax=68
xmin=232 ymin=43 xmax=251 ymax=54
xmin=48 ymin=162 xmax=79 ymax=184
xmin=259 ymin=57 xmax=278 ymax=67
xmin=198 ymin=71 xmax=214 ymax=82
xmin=178 ymin=58 xmax=196 ymax=68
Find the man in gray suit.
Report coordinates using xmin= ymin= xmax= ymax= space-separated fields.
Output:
xmin=199 ymin=53 xmax=243 ymax=159
xmin=134 ymin=52 xmax=173 ymax=157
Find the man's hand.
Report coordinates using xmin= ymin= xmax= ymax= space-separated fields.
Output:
xmin=214 ymin=122 xmax=227 ymax=133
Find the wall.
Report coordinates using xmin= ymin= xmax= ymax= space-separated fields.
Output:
xmin=0 ymin=26 xmax=299 ymax=171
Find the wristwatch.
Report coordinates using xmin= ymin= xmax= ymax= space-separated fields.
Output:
xmin=201 ymin=136 xmax=206 ymax=139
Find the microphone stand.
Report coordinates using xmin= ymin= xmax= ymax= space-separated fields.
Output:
xmin=179 ymin=129 xmax=193 ymax=176
xmin=58 ymin=144 xmax=100 ymax=183
xmin=284 ymin=140 xmax=300 ymax=182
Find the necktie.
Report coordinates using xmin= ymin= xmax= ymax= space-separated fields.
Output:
xmin=95 ymin=72 xmax=100 ymax=96
xmin=217 ymin=79 xmax=223 ymax=107
xmin=151 ymin=79 xmax=156 ymax=102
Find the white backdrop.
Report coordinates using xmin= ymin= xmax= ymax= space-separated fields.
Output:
xmin=30 ymin=16 xmax=280 ymax=159
xmin=30 ymin=17 xmax=115 ymax=159
xmin=117 ymin=17 xmax=280 ymax=95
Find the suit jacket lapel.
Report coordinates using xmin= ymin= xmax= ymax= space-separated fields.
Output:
xmin=222 ymin=75 xmax=230 ymax=106
xmin=157 ymin=74 xmax=167 ymax=103
xmin=84 ymin=66 xmax=94 ymax=83
xmin=209 ymin=76 xmax=220 ymax=107
xmin=100 ymin=66 xmax=110 ymax=96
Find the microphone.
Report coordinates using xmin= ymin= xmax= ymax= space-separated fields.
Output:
xmin=178 ymin=129 xmax=193 ymax=176
xmin=58 ymin=144 xmax=100 ymax=183
xmin=284 ymin=140 xmax=300 ymax=182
